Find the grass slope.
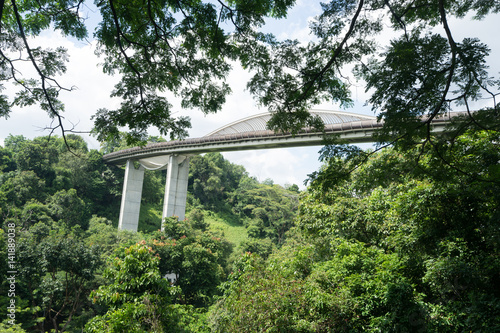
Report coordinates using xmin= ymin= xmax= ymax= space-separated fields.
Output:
xmin=137 ymin=204 xmax=248 ymax=249
xmin=204 ymin=210 xmax=248 ymax=248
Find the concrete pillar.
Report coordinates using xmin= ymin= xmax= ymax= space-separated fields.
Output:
xmin=162 ymin=155 xmax=190 ymax=227
xmin=118 ymin=160 xmax=145 ymax=231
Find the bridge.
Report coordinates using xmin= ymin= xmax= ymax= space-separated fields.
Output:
xmin=103 ymin=110 xmax=458 ymax=231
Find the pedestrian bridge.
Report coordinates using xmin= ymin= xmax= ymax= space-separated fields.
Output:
xmin=103 ymin=110 xmax=457 ymax=231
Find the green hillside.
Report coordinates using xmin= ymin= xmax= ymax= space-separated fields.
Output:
xmin=1 ymin=129 xmax=499 ymax=332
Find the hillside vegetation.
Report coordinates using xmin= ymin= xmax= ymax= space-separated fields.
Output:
xmin=0 ymin=134 xmax=299 ymax=332
xmin=0 ymin=127 xmax=499 ymax=332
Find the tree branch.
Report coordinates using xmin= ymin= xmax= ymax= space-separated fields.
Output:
xmin=10 ymin=0 xmax=78 ymax=153
xmin=298 ymin=0 xmax=365 ymax=105
xmin=108 ymin=0 xmax=147 ymax=108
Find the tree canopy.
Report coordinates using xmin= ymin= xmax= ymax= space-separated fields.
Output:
xmin=0 ymin=134 xmax=304 ymax=331
xmin=0 ymin=0 xmax=498 ymax=146
xmin=210 ymin=128 xmax=500 ymax=332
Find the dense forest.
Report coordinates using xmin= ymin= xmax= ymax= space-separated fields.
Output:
xmin=0 ymin=133 xmax=301 ymax=332
xmin=1 ymin=121 xmax=499 ymax=332
xmin=1 ymin=0 xmax=499 ymax=331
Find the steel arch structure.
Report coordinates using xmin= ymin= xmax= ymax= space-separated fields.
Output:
xmin=204 ymin=109 xmax=376 ymax=136
xmin=103 ymin=110 xmax=378 ymax=166
xmin=104 ymin=110 xmax=461 ymax=231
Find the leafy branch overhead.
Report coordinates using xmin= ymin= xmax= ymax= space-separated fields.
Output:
xmin=0 ymin=0 xmax=499 ymax=145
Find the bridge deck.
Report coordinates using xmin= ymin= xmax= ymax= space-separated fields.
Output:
xmin=106 ymin=110 xmax=463 ymax=231
xmin=103 ymin=111 xmax=461 ymax=165
xmin=103 ymin=119 xmax=382 ymax=164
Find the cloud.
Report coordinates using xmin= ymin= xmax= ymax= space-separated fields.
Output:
xmin=222 ymin=147 xmax=323 ymax=189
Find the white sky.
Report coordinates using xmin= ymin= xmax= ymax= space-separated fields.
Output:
xmin=0 ymin=1 xmax=498 ymax=188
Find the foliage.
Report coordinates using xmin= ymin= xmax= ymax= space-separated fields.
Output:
xmin=150 ymin=217 xmax=232 ymax=308
xmin=0 ymin=171 xmax=46 ymax=207
xmin=200 ymin=210 xmax=249 ymax=253
xmin=0 ymin=0 xmax=296 ymax=144
xmin=0 ymin=323 xmax=27 ymax=332
xmin=232 ymin=180 xmax=299 ymax=246
xmin=85 ymin=242 xmax=174 ymax=332
xmin=0 ymin=135 xmax=123 ymax=331
xmin=210 ymin=130 xmax=500 ymax=332
xmin=10 ymin=128 xmax=495 ymax=332
xmin=47 ymin=189 xmax=89 ymax=229
xmin=188 ymin=152 xmax=299 ymax=248
xmin=0 ymin=134 xmax=300 ymax=331
xmin=187 ymin=208 xmax=209 ymax=231
xmin=0 ymin=135 xmax=122 ymax=224
xmin=249 ymin=0 xmax=500 ymax=142
xmin=84 ymin=215 xmax=146 ymax=259
xmin=2 ymin=0 xmax=498 ymax=148
xmin=85 ymin=241 xmax=212 ymax=332
xmin=189 ymin=152 xmax=247 ymax=209
xmin=212 ymin=240 xmax=429 ymax=332
xmin=210 ymin=252 xmax=309 ymax=332
xmin=238 ymin=238 xmax=274 ymax=260
xmin=12 ymin=224 xmax=102 ymax=332
xmin=0 ymin=146 xmax=16 ymax=172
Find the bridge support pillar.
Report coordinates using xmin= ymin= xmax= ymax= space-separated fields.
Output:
xmin=162 ymin=155 xmax=190 ymax=229
xmin=118 ymin=160 xmax=145 ymax=231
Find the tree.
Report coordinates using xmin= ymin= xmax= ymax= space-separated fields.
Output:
xmin=0 ymin=0 xmax=295 ymax=145
xmin=2 ymin=1 xmax=497 ymax=147
xmin=232 ymin=181 xmax=299 ymax=246
xmin=85 ymin=240 xmax=212 ymax=333
xmin=0 ymin=170 xmax=46 ymax=207
xmin=3 ymin=135 xmax=27 ymax=154
xmin=0 ymin=134 xmax=124 ymax=224
xmin=47 ymin=188 xmax=90 ymax=229
xmin=14 ymin=224 xmax=102 ymax=332
xmin=151 ymin=217 xmax=232 ymax=308
xmin=211 ymin=129 xmax=500 ymax=332
xmin=0 ymin=146 xmax=15 ymax=172
xmin=303 ymin=133 xmax=500 ymax=330
xmin=188 ymin=152 xmax=247 ymax=209
xmin=12 ymin=139 xmax=57 ymax=186
xmin=85 ymin=242 xmax=174 ymax=332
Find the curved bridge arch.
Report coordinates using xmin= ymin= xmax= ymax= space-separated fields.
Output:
xmin=204 ymin=110 xmax=376 ymax=137
xmin=105 ymin=110 xmax=460 ymax=231
xmin=104 ymin=110 xmax=380 ymax=166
